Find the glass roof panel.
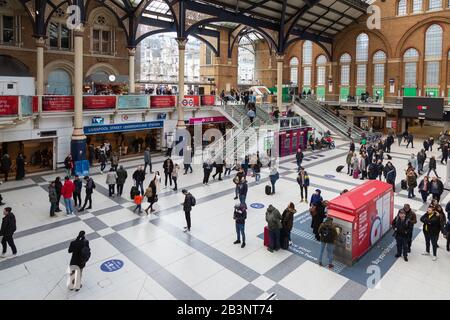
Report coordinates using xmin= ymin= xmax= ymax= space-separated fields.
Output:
xmin=146 ymin=0 xmax=170 ymax=14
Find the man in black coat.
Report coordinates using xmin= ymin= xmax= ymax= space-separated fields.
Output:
xmin=181 ymin=189 xmax=194 ymax=232
xmin=132 ymin=166 xmax=146 ymax=195
xmin=427 ymin=156 xmax=440 ymax=178
xmin=440 ymin=143 xmax=448 ymax=165
xmin=406 ymin=134 xmax=414 ymax=148
xmin=392 ymin=210 xmax=411 ymax=261
xmin=68 ymin=230 xmax=90 ymax=291
xmin=0 ymin=207 xmax=17 ymax=257
xmin=295 ymin=148 xmax=304 ymax=172
xmin=79 ymin=176 xmax=96 ymax=212
xmin=386 ymin=135 xmax=394 ymax=153
xmin=1 ymin=154 xmax=11 ymax=182
xmin=162 ymin=158 xmax=174 ymax=188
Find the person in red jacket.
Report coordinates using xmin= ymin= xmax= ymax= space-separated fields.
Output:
xmin=61 ymin=176 xmax=75 ymax=215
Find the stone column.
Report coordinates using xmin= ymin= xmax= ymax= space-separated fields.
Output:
xmin=35 ymin=37 xmax=45 ymax=96
xmin=176 ymin=38 xmax=188 ymax=129
xmin=276 ymin=54 xmax=285 ymax=110
xmin=71 ymin=27 xmax=87 ymax=165
xmin=128 ymin=48 xmax=136 ymax=94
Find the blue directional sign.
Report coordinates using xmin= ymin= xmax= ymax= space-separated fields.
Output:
xmin=250 ymin=203 xmax=265 ymax=209
xmin=100 ymin=259 xmax=124 ymax=272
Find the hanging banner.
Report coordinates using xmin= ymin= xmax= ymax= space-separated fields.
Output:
xmin=42 ymin=96 xmax=74 ymax=112
xmin=150 ymin=95 xmax=176 ymax=108
xmin=188 ymin=116 xmax=228 ymax=124
xmin=83 ymin=96 xmax=116 ymax=110
xmin=0 ymin=96 xmax=19 ymax=116
xmin=118 ymin=95 xmax=148 ymax=109
xmin=184 ymin=95 xmax=200 ymax=107
xmin=200 ymin=95 xmax=216 ymax=106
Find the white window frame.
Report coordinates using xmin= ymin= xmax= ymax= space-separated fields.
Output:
xmin=412 ymin=0 xmax=423 ymax=12
xmin=398 ymin=0 xmax=408 ymax=15
xmin=48 ymin=21 xmax=72 ymax=50
xmin=303 ymin=66 xmax=311 ymax=86
xmin=357 ymin=64 xmax=367 ymax=86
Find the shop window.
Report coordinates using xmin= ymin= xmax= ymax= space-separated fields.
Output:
xmin=398 ymin=0 xmax=408 ymax=15
xmin=48 ymin=22 xmax=71 ymax=50
xmin=412 ymin=0 xmax=423 ymax=12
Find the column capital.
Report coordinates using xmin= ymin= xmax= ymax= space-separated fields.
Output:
xmin=127 ymin=47 xmax=136 ymax=56
xmin=35 ymin=37 xmax=45 ymax=48
xmin=176 ymin=37 xmax=188 ymax=50
xmin=275 ymin=53 xmax=285 ymax=62
xmin=73 ymin=25 xmax=85 ymax=37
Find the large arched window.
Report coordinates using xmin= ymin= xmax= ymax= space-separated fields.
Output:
xmin=373 ymin=51 xmax=386 ymax=86
xmin=316 ymin=55 xmax=327 ymax=86
xmin=428 ymin=0 xmax=442 ymax=10
xmin=403 ymin=48 xmax=419 ymax=87
xmin=425 ymin=24 xmax=443 ymax=86
xmin=398 ymin=0 xmax=408 ymax=15
xmin=289 ymin=57 xmax=299 ymax=85
xmin=302 ymin=41 xmax=313 ymax=88
xmin=412 ymin=0 xmax=423 ymax=12
xmin=339 ymin=53 xmax=351 ymax=100
xmin=356 ymin=33 xmax=369 ymax=90
xmin=89 ymin=10 xmax=117 ymax=55
xmin=47 ymin=69 xmax=72 ymax=95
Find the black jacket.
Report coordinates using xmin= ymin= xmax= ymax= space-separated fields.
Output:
xmin=132 ymin=169 xmax=145 ymax=183
xmin=392 ymin=216 xmax=412 ymax=237
xmin=74 ymin=179 xmax=83 ymax=193
xmin=116 ymin=168 xmax=128 ymax=185
xmin=281 ymin=208 xmax=295 ymax=231
xmin=68 ymin=238 xmax=90 ymax=268
xmin=420 ymin=212 xmax=441 ymax=236
xmin=0 ymin=213 xmax=16 ymax=237
xmin=234 ymin=207 xmax=247 ymax=224
xmin=296 ymin=151 xmax=304 ymax=162
xmin=429 ymin=158 xmax=437 ymax=169
xmin=163 ymin=159 xmax=174 ymax=173
xmin=183 ymin=193 xmax=194 ymax=212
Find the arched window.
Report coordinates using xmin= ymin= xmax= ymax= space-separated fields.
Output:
xmin=356 ymin=33 xmax=369 ymax=62
xmin=412 ymin=0 xmax=423 ymax=12
xmin=47 ymin=7 xmax=71 ymax=50
xmin=403 ymin=48 xmax=419 ymax=86
xmin=425 ymin=24 xmax=443 ymax=86
xmin=289 ymin=57 xmax=299 ymax=85
xmin=302 ymin=41 xmax=313 ymax=88
xmin=428 ymin=0 xmax=442 ymax=10
xmin=340 ymin=53 xmax=351 ymax=86
xmin=398 ymin=0 xmax=407 ymax=15
xmin=47 ymin=69 xmax=72 ymax=95
xmin=89 ymin=10 xmax=117 ymax=55
xmin=373 ymin=51 xmax=386 ymax=86
xmin=316 ymin=55 xmax=327 ymax=86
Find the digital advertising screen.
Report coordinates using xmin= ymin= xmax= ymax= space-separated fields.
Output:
xmin=402 ymin=97 xmax=444 ymax=120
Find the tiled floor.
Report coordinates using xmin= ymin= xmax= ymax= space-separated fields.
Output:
xmin=1 ymin=137 xmax=450 ymax=300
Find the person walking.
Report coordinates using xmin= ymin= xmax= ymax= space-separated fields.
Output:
xmin=385 ymin=162 xmax=396 ymax=192
xmin=144 ymin=178 xmax=158 ymax=214
xmin=317 ymin=217 xmax=338 ymax=268
xmin=406 ymin=133 xmax=414 ymax=148
xmin=110 ymin=152 xmax=119 ymax=171
xmin=183 ymin=146 xmax=193 ymax=174
xmin=265 ymin=205 xmax=282 ymax=253
xmin=397 ymin=133 xmax=402 ymax=146
xmin=440 ymin=143 xmax=448 ymax=165
xmin=132 ymin=166 xmax=146 ymax=195
xmin=224 ymin=159 xmax=232 ymax=177
xmin=429 ymin=176 xmax=444 ymax=202
xmin=0 ymin=207 xmax=17 ymax=258
xmin=133 ymin=192 xmax=143 ymax=214
xmin=269 ymin=166 xmax=279 ymax=194
xmin=116 ymin=166 xmax=128 ymax=197
xmin=172 ymin=163 xmax=180 ymax=191
xmin=202 ymin=160 xmax=213 ymax=185
xmin=427 ymin=156 xmax=440 ymax=178
xmin=359 ymin=153 xmax=367 ymax=180
xmin=61 ymin=176 xmax=75 ymax=215
xmin=68 ymin=231 xmax=90 ymax=291
xmin=88 ymin=144 xmax=95 ymax=166
xmin=143 ymin=147 xmax=153 ymax=174
xmin=297 ymin=167 xmax=310 ymax=203
xmin=418 ymin=176 xmax=430 ymax=203
xmin=408 ymin=154 xmax=417 ymax=171
xmin=421 ymin=206 xmax=441 ymax=261
xmin=212 ymin=159 xmax=224 ymax=181
xmin=238 ymin=177 xmax=248 ymax=208
xmin=98 ymin=151 xmax=107 ymax=174
xmin=106 ymin=168 xmax=118 ymax=197
xmin=253 ymin=158 xmax=261 ymax=184
xmin=233 ymin=168 xmax=245 ymax=200
xmin=417 ymin=149 xmax=426 ymax=175
xmin=406 ymin=169 xmax=417 ymax=199
xmin=54 ymin=177 xmax=63 ymax=212
xmin=181 ymin=189 xmax=195 ymax=232
xmin=233 ymin=203 xmax=247 ymax=248
xmin=15 ymin=153 xmax=25 ymax=180
xmin=281 ymin=202 xmax=296 ymax=247
xmin=79 ymin=176 xmax=95 ymax=212
xmin=0 ymin=194 xmax=4 ymax=206
xmin=392 ymin=210 xmax=411 ymax=261
xmin=0 ymin=153 xmax=11 ymax=182
xmin=351 ymin=153 xmax=359 ymax=178
xmin=73 ymin=175 xmax=82 ymax=209
xmin=429 ymin=137 xmax=435 ymax=152
xmin=402 ymin=204 xmax=417 ymax=252
xmin=64 ymin=154 xmax=74 ymax=178
xmin=163 ymin=157 xmax=174 ymax=188
xmin=296 ymin=148 xmax=304 ymax=172
xmin=48 ymin=181 xmax=58 ymax=217
xmin=346 ymin=151 xmax=353 ymax=175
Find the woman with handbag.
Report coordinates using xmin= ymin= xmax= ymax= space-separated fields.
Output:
xmin=144 ymin=177 xmax=158 ymax=214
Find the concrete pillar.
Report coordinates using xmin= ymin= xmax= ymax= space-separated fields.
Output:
xmin=128 ymin=48 xmax=136 ymax=94
xmin=176 ymin=38 xmax=187 ymax=129
xmin=35 ymin=37 xmax=45 ymax=96
xmin=71 ymin=27 xmax=87 ymax=164
xmin=276 ymin=54 xmax=284 ymax=110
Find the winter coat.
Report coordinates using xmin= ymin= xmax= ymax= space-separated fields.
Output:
xmin=106 ymin=171 xmax=118 ymax=185
xmin=48 ymin=185 xmax=58 ymax=203
xmin=61 ymin=180 xmax=75 ymax=199
xmin=421 ymin=212 xmax=441 ymax=236
xmin=111 ymin=154 xmax=119 ymax=166
xmin=1 ymin=155 xmax=11 ymax=172
xmin=406 ymin=172 xmax=417 ymax=188
xmin=238 ymin=182 xmax=248 ymax=196
xmin=183 ymin=193 xmax=194 ymax=212
xmin=296 ymin=151 xmax=304 ymax=162
xmin=409 ymin=157 xmax=417 ymax=169
xmin=346 ymin=153 xmax=353 ymax=165
xmin=281 ymin=208 xmax=295 ymax=232
xmin=116 ymin=168 xmax=128 ymax=185
xmin=0 ymin=212 xmax=16 ymax=237
xmin=310 ymin=194 xmax=323 ymax=206
xmin=265 ymin=205 xmax=282 ymax=231
xmin=297 ymin=172 xmax=310 ymax=187
xmin=172 ymin=166 xmax=179 ymax=178
xmin=234 ymin=207 xmax=247 ymax=224
xmin=429 ymin=158 xmax=437 ymax=169
xmin=430 ymin=180 xmax=443 ymax=196
xmin=417 ymin=151 xmax=426 ymax=164
xmin=418 ymin=179 xmax=430 ymax=193
xmin=318 ymin=220 xmax=338 ymax=243
xmin=393 ymin=217 xmax=411 ymax=238
xmin=132 ymin=170 xmax=145 ymax=183
xmin=74 ymin=179 xmax=82 ymax=193
xmin=85 ymin=178 xmax=95 ymax=194
xmin=163 ymin=159 xmax=174 ymax=173
xmin=144 ymin=150 xmax=151 ymax=164
xmin=68 ymin=238 xmax=90 ymax=269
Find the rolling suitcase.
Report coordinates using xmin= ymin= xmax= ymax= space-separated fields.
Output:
xmin=401 ymin=179 xmax=407 ymax=190
xmin=264 ymin=226 xmax=270 ymax=247
xmin=353 ymin=169 xmax=360 ymax=179
xmin=336 ymin=165 xmax=344 ymax=173
xmin=265 ymin=185 xmax=272 ymax=195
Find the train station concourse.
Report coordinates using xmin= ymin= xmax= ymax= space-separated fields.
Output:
xmin=0 ymin=0 xmax=449 ymax=304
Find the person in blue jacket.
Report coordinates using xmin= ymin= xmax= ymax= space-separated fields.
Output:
xmin=310 ymin=189 xmax=323 ymax=207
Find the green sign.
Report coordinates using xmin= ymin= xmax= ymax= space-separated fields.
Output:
xmin=340 ymin=87 xmax=350 ymax=101
xmin=373 ymin=88 xmax=384 ymax=99
xmin=316 ymin=86 xmax=325 ymax=99
xmin=425 ymin=88 xmax=439 ymax=97
xmin=403 ymin=87 xmax=417 ymax=97
xmin=356 ymin=87 xmax=366 ymax=96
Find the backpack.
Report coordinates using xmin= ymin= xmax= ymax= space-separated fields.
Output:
xmin=190 ymin=195 xmax=196 ymax=207
xmin=80 ymin=241 xmax=91 ymax=263
xmin=319 ymin=225 xmax=333 ymax=242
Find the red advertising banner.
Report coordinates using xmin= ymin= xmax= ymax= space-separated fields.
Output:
xmin=83 ymin=96 xmax=116 ymax=110
xmin=200 ymin=95 xmax=216 ymax=106
xmin=0 ymin=96 xmax=19 ymax=116
xmin=42 ymin=96 xmax=74 ymax=112
xmin=32 ymin=96 xmax=38 ymax=113
xmin=150 ymin=95 xmax=176 ymax=108
xmin=189 ymin=116 xmax=228 ymax=124
xmin=184 ymin=95 xmax=200 ymax=107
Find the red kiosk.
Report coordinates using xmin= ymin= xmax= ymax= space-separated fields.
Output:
xmin=327 ymin=180 xmax=394 ymax=266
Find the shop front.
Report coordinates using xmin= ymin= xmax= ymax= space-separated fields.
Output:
xmin=186 ymin=116 xmax=232 ymax=146
xmin=278 ymin=127 xmax=312 ymax=157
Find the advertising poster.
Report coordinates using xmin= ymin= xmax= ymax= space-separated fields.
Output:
xmin=118 ymin=95 xmax=148 ymax=109
xmin=188 ymin=116 xmax=228 ymax=124
xmin=0 ymin=96 xmax=19 ymax=116
xmin=42 ymin=96 xmax=74 ymax=112
xmin=32 ymin=96 xmax=39 ymax=113
xmin=200 ymin=95 xmax=216 ymax=106
xmin=184 ymin=95 xmax=200 ymax=107
xmin=150 ymin=95 xmax=176 ymax=108
xmin=83 ymin=96 xmax=116 ymax=110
